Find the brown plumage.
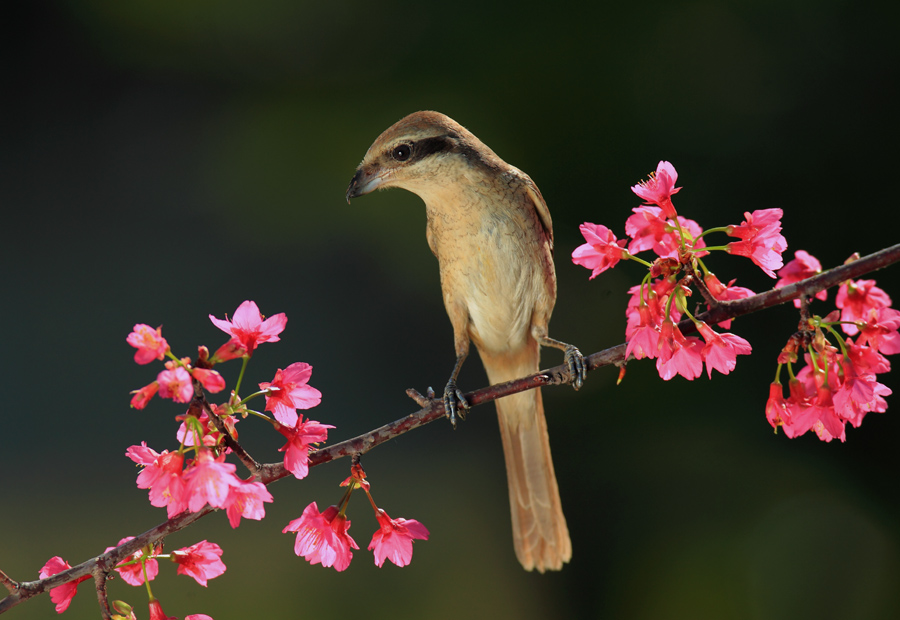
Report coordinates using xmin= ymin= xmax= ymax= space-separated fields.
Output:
xmin=346 ymin=111 xmax=584 ymax=572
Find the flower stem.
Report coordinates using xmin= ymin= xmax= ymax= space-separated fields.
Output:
xmin=233 ymin=356 xmax=250 ymax=396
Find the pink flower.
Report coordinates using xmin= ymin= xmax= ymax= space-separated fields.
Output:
xmin=725 ymin=209 xmax=787 ymax=278
xmin=39 ymin=556 xmax=90 ymax=613
xmin=157 ymin=367 xmax=194 ymax=404
xmin=782 ymin=368 xmax=847 ymax=442
xmin=656 ymin=320 xmax=704 ymax=381
xmin=134 ymin=450 xmax=187 ymax=518
xmin=368 ymin=509 xmax=430 ymax=568
xmin=185 ymin=616 xmax=215 ymax=620
xmin=126 ymin=442 xmax=159 ymax=466
xmin=224 ymin=478 xmax=274 ymax=528
xmin=765 ymin=382 xmax=790 ymax=430
xmin=126 ymin=324 xmax=169 ymax=365
xmin=631 ymin=161 xmax=680 ymax=219
xmin=833 ymin=355 xmax=892 ymax=428
xmin=284 ymin=502 xmax=359 ymax=572
xmin=703 ymin=273 xmax=755 ymax=329
xmin=148 ymin=599 xmax=176 ymax=620
xmin=182 ymin=450 xmax=241 ymax=513
xmin=696 ymin=321 xmax=752 ymax=378
xmin=845 ymin=338 xmax=891 ymax=375
xmin=625 ymin=302 xmax=661 ymax=361
xmin=190 ymin=368 xmax=226 ymax=394
xmin=209 ymin=339 xmax=247 ymax=363
xmin=130 ymin=382 xmax=159 ymax=410
xmin=776 ymin=250 xmax=827 ymax=307
xmin=209 ymin=300 xmax=287 ymax=356
xmin=836 ymin=279 xmax=892 ymax=335
xmin=571 ymin=223 xmax=628 ymax=278
xmin=278 ymin=416 xmax=334 ymax=480
xmin=171 ymin=541 xmax=226 ymax=587
xmin=105 ymin=537 xmax=158 ymax=586
xmin=259 ymin=362 xmax=323 ymax=427
xmin=857 ymin=307 xmax=900 ymax=355
xmin=625 ymin=206 xmax=705 ymax=259
xmin=726 ymin=208 xmax=784 ymax=240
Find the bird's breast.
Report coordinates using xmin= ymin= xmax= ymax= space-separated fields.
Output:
xmin=425 ymin=189 xmax=551 ymax=355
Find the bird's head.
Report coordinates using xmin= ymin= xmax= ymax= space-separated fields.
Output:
xmin=345 ymin=111 xmax=501 ymax=204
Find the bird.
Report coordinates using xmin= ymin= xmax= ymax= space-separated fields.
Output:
xmin=346 ymin=111 xmax=585 ymax=572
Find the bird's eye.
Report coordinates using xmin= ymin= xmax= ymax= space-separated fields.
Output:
xmin=391 ymin=144 xmax=412 ymax=162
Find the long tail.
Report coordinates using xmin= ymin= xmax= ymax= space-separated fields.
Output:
xmin=478 ymin=341 xmax=572 ymax=572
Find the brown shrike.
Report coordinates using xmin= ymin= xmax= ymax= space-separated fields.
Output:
xmin=346 ymin=111 xmax=585 ymax=572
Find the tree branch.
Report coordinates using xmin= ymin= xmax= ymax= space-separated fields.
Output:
xmin=2 ymin=242 xmax=898 ymax=615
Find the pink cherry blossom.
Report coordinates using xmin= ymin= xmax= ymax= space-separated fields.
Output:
xmin=631 ymin=161 xmax=680 ymax=218
xmin=845 ymin=338 xmax=891 ymax=375
xmin=857 ymin=307 xmax=900 ymax=355
xmin=127 ymin=324 xmax=169 ymax=365
xmin=126 ymin=442 xmax=160 ymax=466
xmin=105 ymin=537 xmax=158 ymax=586
xmin=224 ymin=478 xmax=274 ymax=528
xmin=133 ymin=449 xmax=187 ymax=517
xmin=278 ymin=416 xmax=334 ymax=480
xmin=625 ymin=302 xmax=661 ymax=361
xmin=284 ymin=502 xmax=359 ymax=571
xmin=130 ymin=381 xmax=159 ymax=409
xmin=209 ymin=339 xmax=247 ymax=363
xmin=259 ymin=362 xmax=323 ymax=427
xmin=624 ymin=206 xmax=705 ymax=259
xmin=571 ymin=223 xmax=629 ymax=278
xmin=368 ymin=509 xmax=430 ymax=568
xmin=656 ymin=320 xmax=704 ymax=381
xmin=835 ymin=279 xmax=892 ymax=335
xmin=776 ymin=250 xmax=827 ymax=307
xmin=39 ymin=556 xmax=90 ymax=613
xmin=190 ymin=368 xmax=226 ymax=394
xmin=726 ymin=208 xmax=784 ymax=240
xmin=148 ymin=599 xmax=176 ymax=620
xmin=157 ymin=367 xmax=194 ymax=404
xmin=765 ymin=382 xmax=790 ymax=430
xmin=171 ymin=541 xmax=226 ymax=586
xmin=209 ymin=300 xmax=287 ymax=356
xmin=703 ymin=273 xmax=755 ymax=329
xmin=725 ymin=209 xmax=787 ymax=278
xmin=182 ymin=450 xmax=241 ymax=513
xmin=696 ymin=321 xmax=752 ymax=378
xmin=833 ymin=355 xmax=892 ymax=428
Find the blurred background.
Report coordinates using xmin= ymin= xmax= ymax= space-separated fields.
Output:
xmin=3 ymin=1 xmax=900 ymax=618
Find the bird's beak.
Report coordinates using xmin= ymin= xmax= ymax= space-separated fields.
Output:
xmin=346 ymin=165 xmax=387 ymax=203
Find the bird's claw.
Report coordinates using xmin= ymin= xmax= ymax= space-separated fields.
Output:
xmin=443 ymin=380 xmax=469 ymax=429
xmin=564 ymin=345 xmax=586 ymax=391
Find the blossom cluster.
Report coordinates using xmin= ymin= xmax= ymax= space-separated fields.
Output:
xmin=766 ymin=268 xmax=898 ymax=442
xmin=40 ymin=538 xmax=224 ymax=617
xmin=573 ymin=161 xmax=768 ymax=381
xmin=126 ymin=301 xmax=328 ymax=521
xmin=283 ymin=464 xmax=429 ymax=571
xmin=573 ymin=161 xmax=894 ymax=441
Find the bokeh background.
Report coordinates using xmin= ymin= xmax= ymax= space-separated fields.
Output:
xmin=3 ymin=1 xmax=900 ymax=619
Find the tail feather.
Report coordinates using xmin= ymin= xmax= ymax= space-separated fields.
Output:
xmin=479 ymin=343 xmax=571 ymax=572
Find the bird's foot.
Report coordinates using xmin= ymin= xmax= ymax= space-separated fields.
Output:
xmin=564 ymin=345 xmax=587 ymax=391
xmin=442 ymin=380 xmax=469 ymax=429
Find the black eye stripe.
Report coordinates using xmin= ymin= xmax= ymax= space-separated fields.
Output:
xmin=388 ymin=135 xmax=455 ymax=163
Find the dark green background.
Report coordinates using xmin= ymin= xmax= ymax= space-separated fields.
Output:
xmin=3 ymin=1 xmax=900 ymax=619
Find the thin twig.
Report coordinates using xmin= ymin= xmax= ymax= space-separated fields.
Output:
xmin=2 ymin=242 xmax=899 ymax=615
